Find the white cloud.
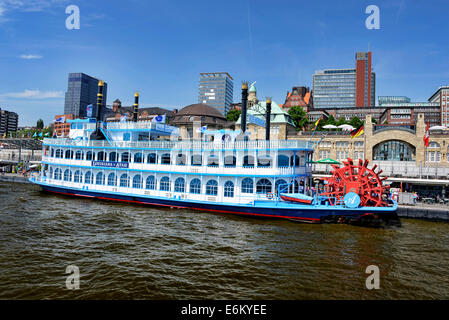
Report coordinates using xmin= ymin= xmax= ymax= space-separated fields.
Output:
xmin=19 ymin=54 xmax=43 ymax=59
xmin=0 ymin=89 xmax=63 ymax=99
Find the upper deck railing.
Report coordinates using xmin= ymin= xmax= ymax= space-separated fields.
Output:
xmin=42 ymin=138 xmax=314 ymax=151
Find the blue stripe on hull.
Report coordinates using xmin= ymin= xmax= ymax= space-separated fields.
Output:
xmin=36 ymin=184 xmax=397 ymax=223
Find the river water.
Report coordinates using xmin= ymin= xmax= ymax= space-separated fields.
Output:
xmin=0 ymin=181 xmax=448 ymax=299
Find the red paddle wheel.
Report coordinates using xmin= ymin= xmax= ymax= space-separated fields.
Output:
xmin=320 ymin=158 xmax=390 ymax=207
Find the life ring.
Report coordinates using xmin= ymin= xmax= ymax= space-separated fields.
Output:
xmin=267 ymin=192 xmax=274 ymax=200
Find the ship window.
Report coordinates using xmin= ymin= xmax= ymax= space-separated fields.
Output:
xmin=176 ymin=154 xmax=186 ymax=166
xmin=134 ymin=153 xmax=143 ymax=163
xmin=257 ymin=155 xmax=272 ymax=167
xmin=85 ymin=171 xmax=93 ymax=184
xmin=63 ymin=169 xmax=72 ymax=182
xmin=224 ymin=155 xmax=236 ymax=167
xmin=123 ymin=133 xmax=131 ymax=141
xmin=291 ymin=155 xmax=300 ymax=167
xmin=75 ymin=150 xmax=83 ymax=160
xmin=289 ymin=180 xmax=299 ymax=193
xmin=107 ymin=173 xmax=116 ymax=186
xmin=256 ymin=179 xmax=272 ymax=194
xmin=161 ymin=153 xmax=171 ymax=165
xmin=55 ymin=149 xmax=63 ymax=158
xmin=51 ymin=148 xmax=55 ymax=157
xmin=109 ymin=152 xmax=117 ymax=162
xmin=147 ymin=153 xmax=157 ymax=164
xmin=97 ymin=151 xmax=105 ymax=161
xmin=86 ymin=151 xmax=94 ymax=161
xmin=120 ymin=174 xmax=129 ymax=187
xmin=121 ymin=152 xmax=130 ymax=163
xmin=275 ymin=179 xmax=288 ymax=194
xmin=174 ymin=177 xmax=185 ymax=192
xmin=207 ymin=154 xmax=219 ymax=167
xmin=145 ymin=176 xmax=156 ymax=190
xmin=74 ymin=170 xmax=81 ymax=183
xmin=224 ymin=181 xmax=234 ymax=198
xmin=206 ymin=180 xmax=218 ymax=196
xmin=243 ymin=155 xmax=255 ymax=168
xmin=191 ymin=154 xmax=202 ymax=166
xmin=160 ymin=176 xmax=171 ymax=191
xmin=132 ymin=175 xmax=142 ymax=188
xmin=96 ymin=172 xmax=105 ymax=185
xmin=190 ymin=178 xmax=201 ymax=194
xmin=54 ymin=168 xmax=62 ymax=180
xmin=49 ymin=167 xmax=53 ymax=179
xmin=241 ymin=178 xmax=253 ymax=194
xmin=277 ymin=155 xmax=289 ymax=167
xmin=65 ymin=150 xmax=73 ymax=159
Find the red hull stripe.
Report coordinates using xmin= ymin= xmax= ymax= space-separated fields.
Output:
xmin=280 ymin=195 xmax=313 ymax=204
xmin=45 ymin=189 xmax=321 ymax=222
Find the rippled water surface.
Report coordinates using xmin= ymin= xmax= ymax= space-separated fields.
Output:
xmin=0 ymin=182 xmax=448 ymax=299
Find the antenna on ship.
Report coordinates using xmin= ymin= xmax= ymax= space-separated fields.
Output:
xmin=90 ymin=80 xmax=107 ymax=140
xmin=241 ymin=82 xmax=248 ymax=141
xmin=265 ymin=97 xmax=272 ymax=141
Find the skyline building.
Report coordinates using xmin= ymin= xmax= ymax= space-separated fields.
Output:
xmin=198 ymin=72 xmax=233 ymax=115
xmin=312 ymin=52 xmax=376 ymax=109
xmin=0 ymin=108 xmax=18 ymax=137
xmin=64 ymin=73 xmax=108 ymax=119
xmin=429 ymin=86 xmax=449 ymax=127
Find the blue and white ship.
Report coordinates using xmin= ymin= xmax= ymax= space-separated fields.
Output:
xmin=30 ymin=82 xmax=398 ymax=226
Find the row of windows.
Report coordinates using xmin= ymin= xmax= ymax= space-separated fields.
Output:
xmin=47 ymin=168 xmax=292 ymax=195
xmin=50 ymin=149 xmax=308 ymax=167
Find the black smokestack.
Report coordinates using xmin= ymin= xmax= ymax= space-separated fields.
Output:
xmin=133 ymin=92 xmax=139 ymax=122
xmin=265 ymin=97 xmax=272 ymax=141
xmin=241 ymin=82 xmax=248 ymax=134
xmin=90 ymin=80 xmax=106 ymax=140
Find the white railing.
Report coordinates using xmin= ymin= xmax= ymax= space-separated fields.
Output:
xmin=43 ymin=138 xmax=313 ymax=151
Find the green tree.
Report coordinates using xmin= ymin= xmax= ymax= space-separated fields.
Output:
xmin=336 ymin=117 xmax=347 ymax=127
xmin=349 ymin=116 xmax=363 ymax=129
xmin=226 ymin=109 xmax=241 ymax=122
xmin=325 ymin=114 xmax=336 ymax=126
xmin=36 ymin=119 xmax=44 ymax=129
xmin=288 ymin=106 xmax=309 ymax=131
xmin=372 ymin=118 xmax=378 ymax=124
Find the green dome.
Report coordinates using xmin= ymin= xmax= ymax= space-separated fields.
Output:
xmin=249 ymin=84 xmax=256 ymax=92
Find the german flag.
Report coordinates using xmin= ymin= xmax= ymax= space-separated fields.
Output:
xmin=314 ymin=113 xmax=329 ymax=128
xmin=351 ymin=124 xmax=364 ymax=139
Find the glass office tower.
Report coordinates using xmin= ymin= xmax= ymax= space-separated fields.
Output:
xmin=64 ymin=73 xmax=108 ymax=119
xmin=198 ymin=72 xmax=233 ymax=115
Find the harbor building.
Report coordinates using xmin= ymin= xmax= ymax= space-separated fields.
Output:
xmin=53 ymin=114 xmax=75 ymax=137
xmin=0 ymin=108 xmax=19 ymax=137
xmin=64 ymin=73 xmax=108 ymax=119
xmin=281 ymin=86 xmax=313 ymax=112
xmin=104 ymin=98 xmax=176 ymax=123
xmin=429 ymin=86 xmax=449 ymax=126
xmin=313 ymin=52 xmax=376 ymax=109
xmin=198 ymin=72 xmax=233 ymax=116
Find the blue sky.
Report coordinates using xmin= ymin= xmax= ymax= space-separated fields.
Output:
xmin=1 ymin=0 xmax=449 ymax=126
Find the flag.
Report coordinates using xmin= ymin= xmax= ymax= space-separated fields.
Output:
xmin=45 ymin=132 xmax=50 ymax=137
xmin=314 ymin=113 xmax=329 ymax=128
xmin=423 ymin=122 xmax=430 ymax=147
xmin=351 ymin=124 xmax=364 ymax=139
xmin=196 ymin=125 xmax=208 ymax=133
xmin=39 ymin=132 xmax=43 ymax=138
xmin=86 ymin=104 xmax=93 ymax=118
xmin=152 ymin=114 xmax=166 ymax=123
xmin=54 ymin=116 xmax=65 ymax=123
xmin=33 ymin=132 xmax=37 ymax=138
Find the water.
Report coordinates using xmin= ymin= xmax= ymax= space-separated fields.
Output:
xmin=0 ymin=181 xmax=448 ymax=299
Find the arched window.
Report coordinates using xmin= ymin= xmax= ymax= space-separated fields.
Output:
xmin=256 ymin=179 xmax=272 ymax=194
xmin=147 ymin=153 xmax=157 ymax=164
xmin=97 ymin=151 xmax=105 ymax=161
xmin=373 ymin=140 xmax=416 ymax=161
xmin=160 ymin=176 xmax=171 ymax=191
xmin=257 ymin=155 xmax=272 ymax=167
xmin=85 ymin=171 xmax=93 ymax=184
xmin=161 ymin=153 xmax=171 ymax=165
xmin=109 ymin=152 xmax=117 ymax=162
xmin=241 ymin=178 xmax=253 ymax=194
xmin=291 ymin=155 xmax=300 ymax=167
xmin=206 ymin=180 xmax=218 ymax=196
xmin=96 ymin=172 xmax=105 ymax=185
xmin=243 ymin=155 xmax=255 ymax=168
xmin=75 ymin=150 xmax=83 ymax=160
xmin=49 ymin=167 xmax=53 ymax=179
xmin=134 ymin=153 xmax=143 ymax=163
xmin=86 ymin=151 xmax=94 ymax=161
xmin=65 ymin=150 xmax=73 ymax=159
xmin=54 ymin=168 xmax=62 ymax=180
xmin=120 ymin=174 xmax=129 ymax=187
xmin=277 ymin=155 xmax=290 ymax=167
xmin=51 ymin=149 xmax=55 ymax=157
xmin=190 ymin=178 xmax=201 ymax=194
xmin=224 ymin=155 xmax=236 ymax=167
xmin=63 ymin=169 xmax=72 ymax=181
xmin=55 ymin=149 xmax=63 ymax=158
xmin=107 ymin=173 xmax=116 ymax=186
xmin=176 ymin=154 xmax=187 ymax=165
xmin=429 ymin=142 xmax=440 ymax=148
xmin=145 ymin=176 xmax=156 ymax=190
xmin=121 ymin=152 xmax=130 ymax=163
xmin=74 ymin=170 xmax=81 ymax=183
xmin=207 ymin=154 xmax=219 ymax=167
xmin=289 ymin=180 xmax=299 ymax=193
xmin=174 ymin=177 xmax=185 ymax=192
xmin=224 ymin=181 xmax=234 ymax=198
xmin=132 ymin=175 xmax=142 ymax=188
xmin=191 ymin=154 xmax=202 ymax=166
xmin=275 ymin=179 xmax=288 ymax=194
